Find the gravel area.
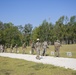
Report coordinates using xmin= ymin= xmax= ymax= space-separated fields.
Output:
xmin=0 ymin=53 xmax=76 ymax=70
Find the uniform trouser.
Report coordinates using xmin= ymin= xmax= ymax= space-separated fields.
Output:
xmin=36 ymin=48 xmax=40 ymax=59
xmin=42 ymin=48 xmax=46 ymax=56
xmin=55 ymin=48 xmax=60 ymax=57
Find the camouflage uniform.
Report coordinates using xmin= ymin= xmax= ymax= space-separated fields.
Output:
xmin=35 ymin=40 xmax=41 ymax=59
xmin=42 ymin=41 xmax=48 ymax=56
xmin=30 ymin=42 xmax=35 ymax=54
xmin=54 ymin=40 xmax=61 ymax=57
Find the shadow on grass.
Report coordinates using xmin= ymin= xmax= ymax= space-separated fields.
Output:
xmin=30 ymin=63 xmax=57 ymax=71
xmin=0 ymin=69 xmax=14 ymax=75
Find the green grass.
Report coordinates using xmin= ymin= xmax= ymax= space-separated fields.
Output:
xmin=6 ymin=44 xmax=76 ymax=58
xmin=0 ymin=56 xmax=76 ymax=75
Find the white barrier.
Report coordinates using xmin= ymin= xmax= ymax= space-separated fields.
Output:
xmin=67 ymin=52 xmax=72 ymax=57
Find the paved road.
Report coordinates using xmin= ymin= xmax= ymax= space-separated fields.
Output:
xmin=0 ymin=53 xmax=76 ymax=70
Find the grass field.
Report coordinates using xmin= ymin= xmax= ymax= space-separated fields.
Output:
xmin=7 ymin=44 xmax=76 ymax=58
xmin=0 ymin=44 xmax=76 ymax=75
xmin=0 ymin=56 xmax=76 ymax=75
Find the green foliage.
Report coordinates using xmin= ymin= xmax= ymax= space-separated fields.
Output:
xmin=23 ymin=23 xmax=33 ymax=46
xmin=32 ymin=20 xmax=54 ymax=42
xmin=0 ymin=15 xmax=76 ymax=46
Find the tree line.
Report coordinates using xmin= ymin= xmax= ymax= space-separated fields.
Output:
xmin=0 ymin=16 xmax=76 ymax=47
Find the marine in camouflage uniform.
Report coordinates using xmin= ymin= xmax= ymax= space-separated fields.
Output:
xmin=30 ymin=41 xmax=35 ymax=54
xmin=35 ymin=39 xmax=41 ymax=59
xmin=42 ymin=41 xmax=48 ymax=56
xmin=54 ymin=40 xmax=61 ymax=57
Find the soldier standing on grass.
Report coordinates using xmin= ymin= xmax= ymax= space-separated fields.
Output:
xmin=54 ymin=40 xmax=61 ymax=57
xmin=30 ymin=41 xmax=35 ymax=54
xmin=35 ymin=38 xmax=41 ymax=60
xmin=41 ymin=41 xmax=48 ymax=56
